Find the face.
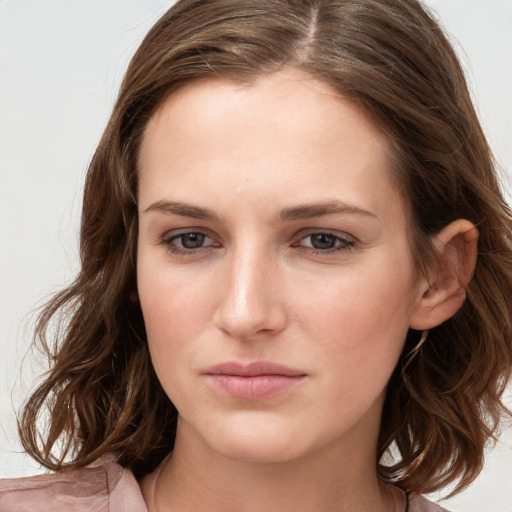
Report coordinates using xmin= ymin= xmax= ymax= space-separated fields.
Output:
xmin=137 ymin=69 xmax=423 ymax=464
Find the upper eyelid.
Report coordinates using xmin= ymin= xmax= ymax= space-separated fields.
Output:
xmin=162 ymin=227 xmax=217 ymax=240
xmin=168 ymin=232 xmax=213 ymax=241
xmin=160 ymin=227 xmax=356 ymax=239
xmin=295 ymin=228 xmax=356 ymax=242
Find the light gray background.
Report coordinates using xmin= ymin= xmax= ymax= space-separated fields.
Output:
xmin=1 ymin=1 xmax=511 ymax=510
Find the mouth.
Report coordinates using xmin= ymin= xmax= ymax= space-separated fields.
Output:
xmin=204 ymin=361 xmax=307 ymax=400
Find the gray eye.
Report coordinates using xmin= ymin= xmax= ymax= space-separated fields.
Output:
xmin=178 ymin=232 xmax=206 ymax=248
xmin=308 ymin=233 xmax=338 ymax=249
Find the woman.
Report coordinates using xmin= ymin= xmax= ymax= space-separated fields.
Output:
xmin=1 ymin=0 xmax=511 ymax=511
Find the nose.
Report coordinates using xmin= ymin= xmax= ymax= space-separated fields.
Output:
xmin=213 ymin=246 xmax=287 ymax=341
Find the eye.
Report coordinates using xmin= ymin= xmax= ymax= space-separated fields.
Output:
xmin=296 ymin=231 xmax=354 ymax=253
xmin=162 ymin=231 xmax=219 ymax=254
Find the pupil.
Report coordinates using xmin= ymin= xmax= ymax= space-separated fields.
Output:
xmin=182 ymin=233 xmax=205 ymax=248
xmin=311 ymin=233 xmax=335 ymax=249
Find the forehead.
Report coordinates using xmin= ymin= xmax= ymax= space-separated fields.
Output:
xmin=139 ymin=70 xmax=393 ymax=165
xmin=137 ymin=69 xmax=403 ymax=224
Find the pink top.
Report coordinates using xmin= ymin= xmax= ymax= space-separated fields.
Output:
xmin=0 ymin=461 xmax=451 ymax=512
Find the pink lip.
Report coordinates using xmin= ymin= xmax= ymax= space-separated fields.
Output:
xmin=204 ymin=362 xmax=306 ymax=400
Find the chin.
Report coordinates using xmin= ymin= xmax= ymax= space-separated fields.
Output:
xmin=211 ymin=435 xmax=304 ymax=465
xmin=187 ymin=411 xmax=312 ymax=464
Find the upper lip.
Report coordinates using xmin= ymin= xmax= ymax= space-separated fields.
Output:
xmin=205 ymin=361 xmax=306 ymax=377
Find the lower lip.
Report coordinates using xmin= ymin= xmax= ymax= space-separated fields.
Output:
xmin=207 ymin=374 xmax=305 ymax=400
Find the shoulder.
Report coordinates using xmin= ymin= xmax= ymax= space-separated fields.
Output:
xmin=0 ymin=462 xmax=148 ymax=512
xmin=409 ymin=493 xmax=455 ymax=512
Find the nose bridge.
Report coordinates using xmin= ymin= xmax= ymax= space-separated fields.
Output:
xmin=215 ymin=239 xmax=286 ymax=339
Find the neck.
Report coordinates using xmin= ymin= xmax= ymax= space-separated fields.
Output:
xmin=141 ymin=418 xmax=400 ymax=512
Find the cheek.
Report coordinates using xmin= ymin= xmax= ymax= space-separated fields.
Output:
xmin=299 ymin=262 xmax=414 ymax=335
xmin=137 ymin=260 xmax=218 ymax=371
xmin=293 ymin=254 xmax=417 ymax=381
xmin=138 ymin=283 xmax=198 ymax=404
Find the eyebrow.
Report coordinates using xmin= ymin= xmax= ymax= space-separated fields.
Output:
xmin=279 ymin=200 xmax=377 ymax=220
xmin=143 ymin=200 xmax=220 ymax=221
xmin=143 ymin=199 xmax=377 ymax=221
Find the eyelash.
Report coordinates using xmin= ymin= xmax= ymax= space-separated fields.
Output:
xmin=161 ymin=231 xmax=219 ymax=256
xmin=161 ymin=230 xmax=355 ymax=256
xmin=294 ymin=232 xmax=355 ymax=254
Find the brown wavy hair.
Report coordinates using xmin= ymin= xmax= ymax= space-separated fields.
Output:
xmin=19 ymin=0 xmax=512 ymax=495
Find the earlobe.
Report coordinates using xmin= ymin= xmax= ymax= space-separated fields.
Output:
xmin=410 ymin=219 xmax=478 ymax=331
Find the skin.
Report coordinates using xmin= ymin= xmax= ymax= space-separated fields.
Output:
xmin=136 ymin=69 xmax=477 ymax=512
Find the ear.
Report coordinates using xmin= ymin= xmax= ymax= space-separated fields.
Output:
xmin=410 ymin=219 xmax=478 ymax=331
